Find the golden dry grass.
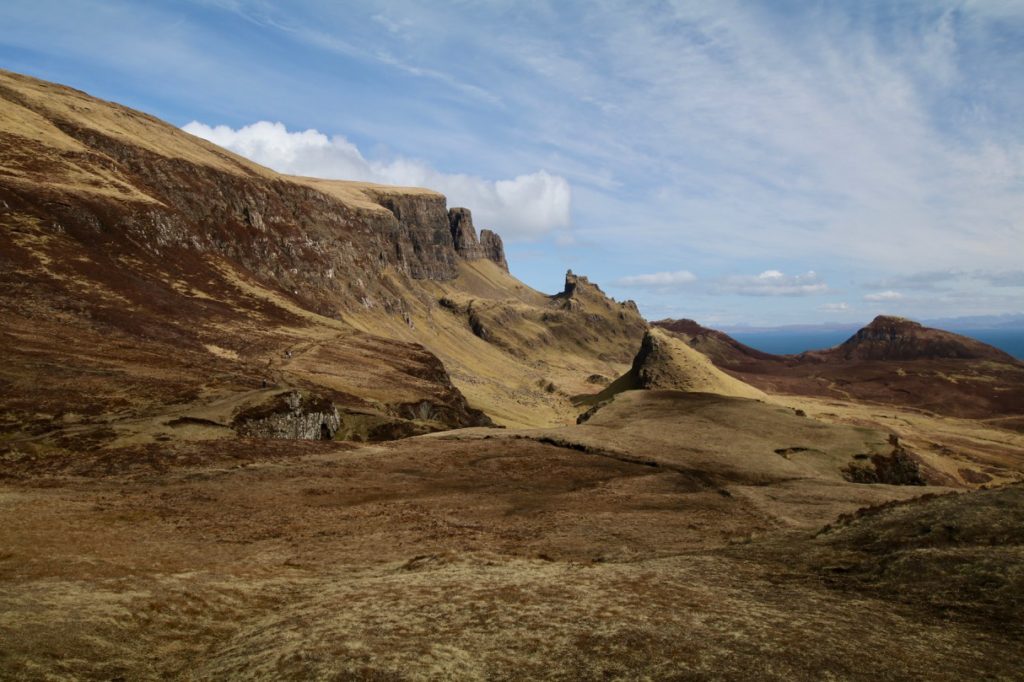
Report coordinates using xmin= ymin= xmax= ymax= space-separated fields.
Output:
xmin=3 ymin=68 xmax=1024 ymax=679
xmin=340 ymin=260 xmax=641 ymax=428
xmin=594 ymin=328 xmax=766 ymax=403
xmin=2 ymin=397 xmax=1021 ymax=679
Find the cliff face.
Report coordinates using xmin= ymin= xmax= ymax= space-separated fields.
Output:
xmin=448 ymin=207 xmax=508 ymax=271
xmin=372 ymin=192 xmax=461 ymax=280
xmin=1 ymin=126 xmax=491 ymax=311
xmin=479 ymin=230 xmax=508 ymax=271
xmin=0 ymin=70 xmax=513 ymax=326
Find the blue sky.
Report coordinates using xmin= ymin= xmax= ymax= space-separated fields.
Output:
xmin=3 ymin=0 xmax=1024 ymax=326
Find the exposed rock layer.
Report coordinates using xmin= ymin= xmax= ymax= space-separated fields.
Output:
xmin=233 ymin=391 xmax=341 ymax=440
xmin=448 ymin=207 xmax=508 ymax=271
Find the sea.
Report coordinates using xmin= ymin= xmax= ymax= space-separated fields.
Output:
xmin=729 ymin=328 xmax=1024 ymax=360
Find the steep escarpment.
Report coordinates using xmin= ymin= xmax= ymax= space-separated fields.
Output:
xmin=0 ymin=67 xmax=502 ymax=318
xmin=0 ymin=68 xmax=649 ymax=448
xmin=0 ymin=70 xmax=507 ymax=448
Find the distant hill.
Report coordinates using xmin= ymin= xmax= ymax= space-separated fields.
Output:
xmin=719 ymin=313 xmax=1024 ymax=335
xmin=653 ymin=316 xmax=1024 ymax=423
xmin=820 ymin=315 xmax=1016 ymax=363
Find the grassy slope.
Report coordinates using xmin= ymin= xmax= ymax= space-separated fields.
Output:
xmin=342 ymin=260 xmax=642 ymax=427
xmin=2 ymin=395 xmax=1020 ymax=679
xmin=591 ymin=328 xmax=766 ymax=405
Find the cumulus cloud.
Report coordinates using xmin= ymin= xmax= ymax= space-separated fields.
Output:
xmin=864 ymin=290 xmax=904 ymax=301
xmin=182 ymin=121 xmax=571 ymax=239
xmin=716 ymin=270 xmax=828 ymax=297
xmin=616 ymin=270 xmax=697 ymax=288
xmin=819 ymin=302 xmax=850 ymax=312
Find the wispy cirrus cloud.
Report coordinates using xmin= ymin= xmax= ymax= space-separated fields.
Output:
xmin=715 ymin=270 xmax=828 ymax=297
xmin=615 ymin=270 xmax=697 ymax=288
xmin=868 ymin=270 xmax=1024 ymax=291
xmin=864 ymin=290 xmax=904 ymax=302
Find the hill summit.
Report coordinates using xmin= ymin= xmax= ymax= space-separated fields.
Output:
xmin=829 ymin=315 xmax=1016 ymax=362
xmin=592 ymin=328 xmax=765 ymax=404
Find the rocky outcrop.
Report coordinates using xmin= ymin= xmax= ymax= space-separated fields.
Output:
xmin=842 ymin=449 xmax=926 ymax=485
xmin=448 ymin=207 xmax=486 ymax=260
xmin=557 ymin=270 xmax=638 ymax=312
xmin=559 ymin=269 xmax=591 ymax=300
xmin=448 ymin=208 xmax=508 ymax=271
xmin=479 ymin=229 xmax=508 ymax=271
xmin=232 ymin=391 xmax=341 ymax=440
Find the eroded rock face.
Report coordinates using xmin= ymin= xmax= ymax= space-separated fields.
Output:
xmin=232 ymin=391 xmax=341 ymax=440
xmin=479 ymin=229 xmax=508 ymax=271
xmin=448 ymin=207 xmax=486 ymax=260
xmin=1 ymin=80 xmax=514 ymax=317
xmin=447 ymin=208 xmax=508 ymax=271
xmin=373 ymin=192 xmax=460 ymax=280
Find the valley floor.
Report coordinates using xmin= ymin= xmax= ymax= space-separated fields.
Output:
xmin=2 ymin=392 xmax=1022 ymax=680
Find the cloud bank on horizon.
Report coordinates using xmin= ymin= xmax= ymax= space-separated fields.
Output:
xmin=1 ymin=0 xmax=1023 ymax=325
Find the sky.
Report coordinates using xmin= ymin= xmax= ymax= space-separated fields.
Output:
xmin=2 ymin=0 xmax=1023 ymax=326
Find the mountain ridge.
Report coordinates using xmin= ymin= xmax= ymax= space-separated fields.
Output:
xmin=0 ymin=68 xmax=648 ymax=450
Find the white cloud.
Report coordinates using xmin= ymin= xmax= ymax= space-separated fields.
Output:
xmin=716 ymin=270 xmax=828 ymax=297
xmin=182 ymin=120 xmax=570 ymax=239
xmin=616 ymin=270 xmax=697 ymax=288
xmin=864 ymin=290 xmax=904 ymax=301
xmin=819 ymin=302 xmax=850 ymax=312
